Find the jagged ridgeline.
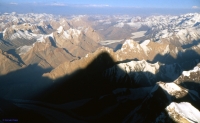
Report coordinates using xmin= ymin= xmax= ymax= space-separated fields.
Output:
xmin=0 ymin=12 xmax=200 ymax=123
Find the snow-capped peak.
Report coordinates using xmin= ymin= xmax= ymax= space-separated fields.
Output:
xmin=122 ymin=39 xmax=135 ymax=49
xmin=67 ymin=28 xmax=81 ymax=37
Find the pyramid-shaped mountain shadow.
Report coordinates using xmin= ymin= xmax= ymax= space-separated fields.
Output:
xmin=34 ymin=52 xmax=121 ymax=103
xmin=0 ymin=52 xmax=200 ymax=123
xmin=33 ymin=52 xmax=161 ymax=103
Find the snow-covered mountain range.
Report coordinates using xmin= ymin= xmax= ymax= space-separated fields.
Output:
xmin=94 ymin=13 xmax=200 ymax=48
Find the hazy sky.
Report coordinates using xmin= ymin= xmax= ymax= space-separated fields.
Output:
xmin=0 ymin=0 xmax=200 ymax=15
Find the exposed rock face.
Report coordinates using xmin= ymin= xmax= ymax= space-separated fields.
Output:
xmin=20 ymin=36 xmax=75 ymax=69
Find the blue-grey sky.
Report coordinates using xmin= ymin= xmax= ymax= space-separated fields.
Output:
xmin=0 ymin=0 xmax=200 ymax=15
